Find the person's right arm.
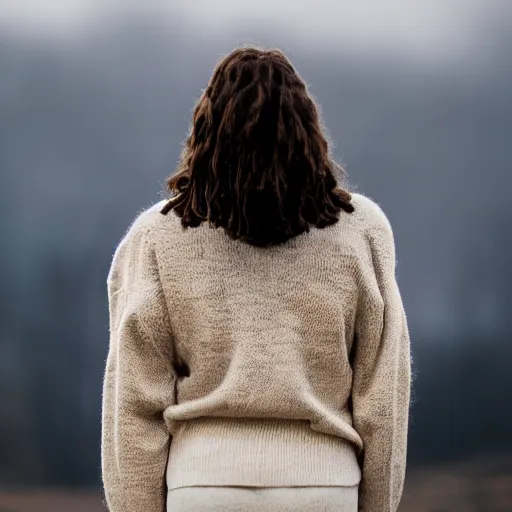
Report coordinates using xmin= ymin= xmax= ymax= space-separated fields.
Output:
xmin=351 ymin=206 xmax=412 ymax=512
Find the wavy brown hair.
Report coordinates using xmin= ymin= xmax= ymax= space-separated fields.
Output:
xmin=161 ymin=46 xmax=354 ymax=247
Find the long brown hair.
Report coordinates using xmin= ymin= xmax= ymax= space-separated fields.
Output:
xmin=161 ymin=46 xmax=354 ymax=247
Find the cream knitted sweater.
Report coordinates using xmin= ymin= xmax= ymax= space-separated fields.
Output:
xmin=101 ymin=192 xmax=411 ymax=512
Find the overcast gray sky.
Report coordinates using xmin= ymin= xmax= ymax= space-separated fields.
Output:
xmin=1 ymin=0 xmax=510 ymax=58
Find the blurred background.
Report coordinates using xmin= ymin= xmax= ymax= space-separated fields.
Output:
xmin=1 ymin=1 xmax=511 ymax=511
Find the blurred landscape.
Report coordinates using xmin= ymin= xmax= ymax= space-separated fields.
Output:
xmin=1 ymin=2 xmax=511 ymax=510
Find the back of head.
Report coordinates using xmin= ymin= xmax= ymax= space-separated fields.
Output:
xmin=161 ymin=46 xmax=354 ymax=247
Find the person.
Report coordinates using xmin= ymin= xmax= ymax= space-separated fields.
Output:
xmin=101 ymin=46 xmax=412 ymax=512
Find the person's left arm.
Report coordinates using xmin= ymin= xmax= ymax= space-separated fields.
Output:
xmin=101 ymin=218 xmax=176 ymax=512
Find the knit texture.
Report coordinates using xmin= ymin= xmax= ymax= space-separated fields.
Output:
xmin=101 ymin=192 xmax=412 ymax=512
xmin=166 ymin=485 xmax=359 ymax=512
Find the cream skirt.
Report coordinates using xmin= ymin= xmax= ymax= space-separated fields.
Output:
xmin=166 ymin=485 xmax=359 ymax=512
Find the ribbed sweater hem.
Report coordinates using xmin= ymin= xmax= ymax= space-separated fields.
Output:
xmin=166 ymin=417 xmax=362 ymax=490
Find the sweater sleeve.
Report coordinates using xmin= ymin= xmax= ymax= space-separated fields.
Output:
xmin=101 ymin=218 xmax=176 ymax=512
xmin=351 ymin=211 xmax=412 ymax=512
